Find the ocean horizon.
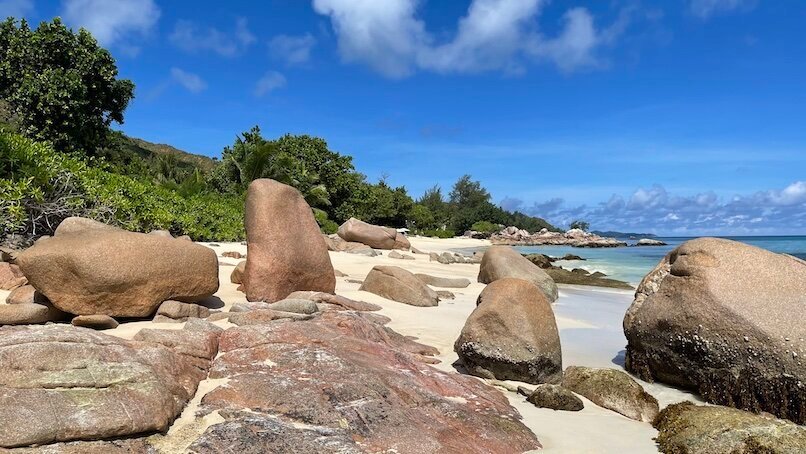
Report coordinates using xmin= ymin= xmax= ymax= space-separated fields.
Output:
xmin=494 ymin=235 xmax=806 ymax=285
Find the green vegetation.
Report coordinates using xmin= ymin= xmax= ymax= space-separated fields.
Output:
xmin=569 ymin=220 xmax=590 ymax=231
xmin=0 ymin=16 xmax=558 ymax=245
xmin=470 ymin=221 xmax=499 ymax=233
xmin=0 ymin=18 xmax=134 ymax=153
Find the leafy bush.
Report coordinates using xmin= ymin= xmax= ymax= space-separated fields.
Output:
xmin=470 ymin=220 xmax=499 ymax=233
xmin=0 ymin=132 xmax=243 ymax=244
xmin=419 ymin=229 xmax=456 ymax=239
xmin=314 ymin=209 xmax=339 ymax=234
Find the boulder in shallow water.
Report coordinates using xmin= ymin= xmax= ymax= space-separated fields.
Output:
xmin=360 ymin=265 xmax=439 ymax=307
xmin=16 ymin=230 xmax=219 ymax=317
xmin=455 ymin=278 xmax=562 ymax=384
xmin=243 ymin=179 xmax=336 ymax=302
xmin=654 ymin=401 xmax=806 ymax=454
xmin=478 ymin=246 xmax=558 ymax=302
xmin=561 ymin=366 xmax=659 ymax=422
xmin=623 ymin=237 xmax=806 ymax=423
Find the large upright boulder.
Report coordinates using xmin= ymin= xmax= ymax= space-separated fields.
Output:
xmin=360 ymin=265 xmax=439 ymax=307
xmin=243 ymin=179 xmax=335 ymax=302
xmin=455 ymin=278 xmax=562 ymax=384
xmin=16 ymin=230 xmax=218 ymax=317
xmin=624 ymin=238 xmax=806 ymax=423
xmin=478 ymin=246 xmax=558 ymax=302
xmin=337 ymin=217 xmax=410 ymax=250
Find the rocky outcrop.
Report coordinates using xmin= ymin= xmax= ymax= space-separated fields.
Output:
xmin=544 ymin=268 xmax=633 ymax=289
xmin=196 ymin=311 xmax=540 ymax=453
xmin=0 ymin=324 xmax=214 ymax=448
xmin=53 ymin=216 xmax=118 ymax=236
xmin=455 ymin=278 xmax=562 ymax=384
xmin=360 ymin=265 xmax=439 ymax=307
xmin=156 ymin=300 xmax=211 ymax=320
xmin=243 ymin=179 xmax=336 ymax=302
xmin=635 ymin=238 xmax=666 ymax=246
xmin=561 ymin=366 xmax=659 ymax=422
xmin=336 ymin=217 xmax=410 ymax=250
xmin=491 ymin=226 xmax=627 ymax=248
xmin=623 ymin=238 xmax=806 ymax=423
xmin=478 ymin=246 xmax=558 ymax=302
xmin=414 ymin=273 xmax=471 ymax=288
xmin=654 ymin=402 xmax=806 ymax=454
xmin=0 ymin=262 xmax=27 ymax=290
xmin=16 ymin=230 xmax=219 ymax=317
xmin=525 ymin=384 xmax=584 ymax=411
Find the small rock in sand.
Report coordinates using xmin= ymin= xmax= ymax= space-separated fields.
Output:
xmin=157 ymin=300 xmax=211 ymax=320
xmin=0 ymin=302 xmax=66 ymax=325
xmin=561 ymin=366 xmax=658 ymax=422
xmin=415 ymin=274 xmax=471 ymax=288
xmin=525 ymin=384 xmax=584 ymax=411
xmin=71 ymin=314 xmax=119 ymax=330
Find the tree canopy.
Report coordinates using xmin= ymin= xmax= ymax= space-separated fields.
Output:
xmin=0 ymin=18 xmax=134 ymax=153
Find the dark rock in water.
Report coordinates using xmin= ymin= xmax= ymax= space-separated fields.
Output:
xmin=360 ymin=265 xmax=439 ymax=307
xmin=479 ymin=246 xmax=558 ymax=302
xmin=561 ymin=366 xmax=658 ymax=422
xmin=0 ymin=324 xmax=213 ymax=448
xmin=523 ymin=253 xmax=555 ymax=269
xmin=71 ymin=314 xmax=119 ymax=330
xmin=455 ymin=278 xmax=562 ymax=385
xmin=624 ymin=238 xmax=806 ymax=424
xmin=544 ymin=268 xmax=633 ymax=290
xmin=654 ymin=402 xmax=806 ymax=454
xmin=559 ymin=254 xmax=585 ymax=261
xmin=526 ymin=384 xmax=584 ymax=411
xmin=198 ymin=311 xmax=539 ymax=453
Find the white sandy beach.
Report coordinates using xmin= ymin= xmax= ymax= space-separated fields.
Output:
xmin=0 ymin=236 xmax=701 ymax=453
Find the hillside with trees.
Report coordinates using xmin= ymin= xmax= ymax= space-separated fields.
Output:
xmin=0 ymin=17 xmax=557 ymax=246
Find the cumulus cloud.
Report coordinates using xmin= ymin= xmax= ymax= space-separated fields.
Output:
xmin=170 ymin=18 xmax=256 ymax=57
xmin=0 ymin=0 xmax=33 ymax=18
xmin=62 ymin=0 xmax=159 ymax=48
xmin=512 ymin=181 xmax=806 ymax=235
xmin=269 ymin=33 xmax=316 ymax=65
xmin=170 ymin=67 xmax=207 ymax=93
xmin=689 ymin=0 xmax=756 ymax=19
xmin=313 ymin=0 xmax=627 ymax=78
xmin=254 ymin=71 xmax=287 ymax=97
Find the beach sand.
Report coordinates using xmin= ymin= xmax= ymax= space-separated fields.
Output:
xmin=0 ymin=236 xmax=701 ymax=453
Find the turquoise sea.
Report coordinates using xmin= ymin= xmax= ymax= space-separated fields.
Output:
xmin=512 ymin=236 xmax=806 ymax=285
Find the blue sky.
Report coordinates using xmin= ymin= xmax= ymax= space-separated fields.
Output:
xmin=3 ymin=0 xmax=805 ymax=235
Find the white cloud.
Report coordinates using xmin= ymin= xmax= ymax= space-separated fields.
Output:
xmin=689 ymin=0 xmax=756 ymax=19
xmin=269 ymin=33 xmax=316 ymax=65
xmin=170 ymin=67 xmax=207 ymax=93
xmin=0 ymin=0 xmax=33 ymax=18
xmin=170 ymin=18 xmax=255 ymax=57
xmin=62 ymin=0 xmax=160 ymax=47
xmin=517 ymin=181 xmax=806 ymax=234
xmin=254 ymin=71 xmax=287 ymax=97
xmin=313 ymin=0 xmax=627 ymax=78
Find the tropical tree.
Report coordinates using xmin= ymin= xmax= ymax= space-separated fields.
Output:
xmin=569 ymin=220 xmax=590 ymax=231
xmin=0 ymin=18 xmax=134 ymax=153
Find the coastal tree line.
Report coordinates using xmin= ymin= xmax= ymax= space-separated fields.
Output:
xmin=0 ymin=17 xmax=557 ymax=244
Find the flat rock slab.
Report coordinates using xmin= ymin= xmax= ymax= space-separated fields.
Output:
xmin=415 ymin=273 xmax=471 ymax=288
xmin=197 ymin=311 xmax=539 ymax=453
xmin=360 ymin=265 xmax=439 ymax=307
xmin=0 ymin=325 xmax=214 ymax=448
